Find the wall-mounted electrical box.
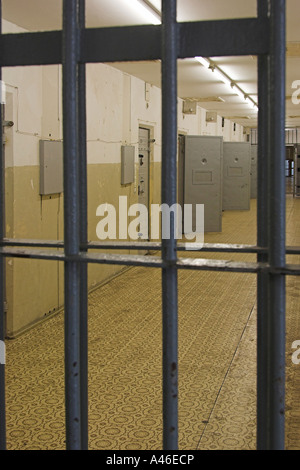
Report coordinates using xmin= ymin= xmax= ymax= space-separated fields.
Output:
xmin=121 ymin=145 xmax=135 ymax=185
xmin=206 ymin=111 xmax=218 ymax=123
xmin=39 ymin=140 xmax=63 ymax=195
xmin=183 ymin=100 xmax=197 ymax=115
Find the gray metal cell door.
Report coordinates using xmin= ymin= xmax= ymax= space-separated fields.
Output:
xmin=294 ymin=145 xmax=300 ymax=197
xmin=251 ymin=144 xmax=258 ymax=199
xmin=223 ymin=142 xmax=251 ymax=210
xmin=184 ymin=135 xmax=223 ymax=232
xmin=138 ymin=127 xmax=150 ymax=239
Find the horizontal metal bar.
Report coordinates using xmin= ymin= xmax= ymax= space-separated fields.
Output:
xmin=82 ymin=25 xmax=160 ymax=63
xmin=279 ymin=264 xmax=300 ymax=275
xmin=0 ymin=246 xmax=66 ymax=260
xmin=85 ymin=241 xmax=268 ymax=253
xmin=0 ymin=31 xmax=62 ymax=66
xmin=0 ymin=17 xmax=269 ymax=67
xmin=2 ymin=238 xmax=300 ymax=255
xmin=179 ymin=260 xmax=300 ymax=275
xmin=0 ymin=246 xmax=163 ymax=267
xmin=1 ymin=246 xmax=300 ymax=275
xmin=177 ymin=257 xmax=266 ymax=273
xmin=2 ymin=238 xmax=64 ymax=248
xmin=85 ymin=17 xmax=269 ymax=61
xmin=178 ymin=17 xmax=270 ymax=58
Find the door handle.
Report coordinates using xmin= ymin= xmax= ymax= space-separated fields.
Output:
xmin=2 ymin=121 xmax=14 ymax=128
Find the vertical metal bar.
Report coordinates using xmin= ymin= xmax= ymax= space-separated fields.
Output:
xmin=78 ymin=0 xmax=88 ymax=451
xmin=256 ymin=0 xmax=270 ymax=450
xmin=267 ymin=0 xmax=286 ymax=449
xmin=0 ymin=0 xmax=6 ymax=451
xmin=62 ymin=0 xmax=82 ymax=450
xmin=161 ymin=0 xmax=178 ymax=450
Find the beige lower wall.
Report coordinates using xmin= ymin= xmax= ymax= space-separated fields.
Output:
xmin=6 ymin=162 xmax=161 ymax=337
xmin=5 ymin=165 xmax=61 ymax=336
xmin=5 ymin=158 xmax=211 ymax=336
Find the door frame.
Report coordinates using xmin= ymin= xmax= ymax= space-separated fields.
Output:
xmin=138 ymin=124 xmax=154 ymax=241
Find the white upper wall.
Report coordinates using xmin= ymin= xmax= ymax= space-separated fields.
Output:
xmin=3 ymin=20 xmax=43 ymax=167
xmin=2 ymin=18 xmax=246 ymax=168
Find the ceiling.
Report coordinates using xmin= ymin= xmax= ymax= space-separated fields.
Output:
xmin=2 ymin=0 xmax=300 ymax=128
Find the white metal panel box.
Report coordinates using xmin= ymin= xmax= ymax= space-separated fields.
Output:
xmin=121 ymin=145 xmax=135 ymax=185
xmin=39 ymin=140 xmax=63 ymax=195
xmin=223 ymin=142 xmax=251 ymax=210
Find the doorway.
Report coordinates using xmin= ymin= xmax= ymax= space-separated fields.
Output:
xmin=138 ymin=127 xmax=150 ymax=240
xmin=3 ymin=91 xmax=15 ymax=336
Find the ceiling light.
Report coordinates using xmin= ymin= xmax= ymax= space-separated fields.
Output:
xmin=211 ymin=67 xmax=232 ymax=88
xmin=195 ymin=56 xmax=211 ymax=68
xmin=195 ymin=56 xmax=258 ymax=110
xmin=195 ymin=58 xmax=232 ymax=88
xmin=244 ymin=97 xmax=251 ymax=105
xmin=132 ymin=0 xmax=161 ymax=25
xmin=234 ymin=86 xmax=246 ymax=100
xmin=245 ymin=96 xmax=258 ymax=109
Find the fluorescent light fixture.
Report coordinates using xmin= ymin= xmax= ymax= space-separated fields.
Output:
xmin=195 ymin=57 xmax=232 ymax=87
xmin=195 ymin=56 xmax=210 ymax=68
xmin=234 ymin=86 xmax=246 ymax=100
xmin=195 ymin=56 xmax=258 ymax=111
xmin=212 ymin=67 xmax=232 ymax=88
xmin=132 ymin=0 xmax=161 ymax=24
xmin=236 ymin=90 xmax=258 ymax=110
xmin=244 ymin=95 xmax=258 ymax=109
xmin=195 ymin=58 xmax=232 ymax=88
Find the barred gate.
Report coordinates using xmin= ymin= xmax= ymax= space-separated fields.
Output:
xmin=0 ymin=0 xmax=291 ymax=450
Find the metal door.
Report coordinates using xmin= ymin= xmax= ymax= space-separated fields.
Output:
xmin=177 ymin=134 xmax=185 ymax=228
xmin=223 ymin=142 xmax=251 ymax=210
xmin=294 ymin=144 xmax=300 ymax=197
xmin=138 ymin=127 xmax=149 ymax=239
xmin=1 ymin=97 xmax=14 ymax=337
xmin=184 ymin=135 xmax=223 ymax=232
xmin=251 ymin=144 xmax=258 ymax=198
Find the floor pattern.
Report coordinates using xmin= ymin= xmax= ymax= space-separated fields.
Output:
xmin=4 ymin=192 xmax=300 ymax=450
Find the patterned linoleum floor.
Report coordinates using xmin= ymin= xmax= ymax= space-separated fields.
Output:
xmin=4 ymin=191 xmax=300 ymax=450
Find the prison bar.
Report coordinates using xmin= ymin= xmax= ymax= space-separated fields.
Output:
xmin=256 ymin=0 xmax=270 ymax=449
xmin=62 ymin=0 xmax=82 ymax=450
xmin=161 ymin=0 xmax=178 ymax=450
xmin=78 ymin=0 xmax=89 ymax=451
xmin=267 ymin=0 xmax=286 ymax=450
